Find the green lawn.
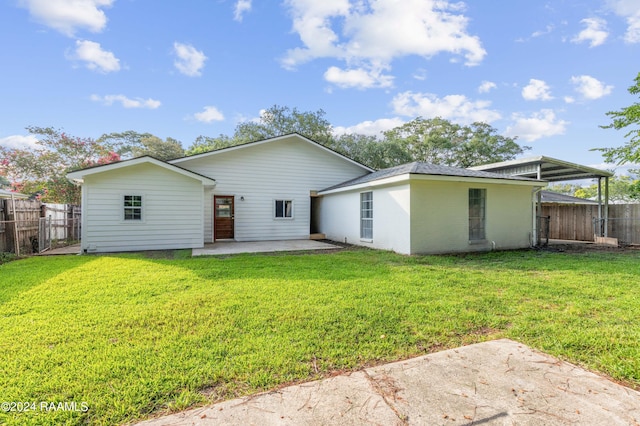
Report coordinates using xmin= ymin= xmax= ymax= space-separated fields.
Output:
xmin=1 ymin=248 xmax=639 ymax=425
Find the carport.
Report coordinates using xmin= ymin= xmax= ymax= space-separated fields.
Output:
xmin=471 ymin=156 xmax=614 ymax=244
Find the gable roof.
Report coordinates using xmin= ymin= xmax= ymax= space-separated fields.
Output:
xmin=169 ymin=133 xmax=375 ymax=172
xmin=319 ymin=161 xmax=542 ymax=193
xmin=66 ymin=156 xmax=217 ymax=186
xmin=541 ymin=190 xmax=599 ymax=204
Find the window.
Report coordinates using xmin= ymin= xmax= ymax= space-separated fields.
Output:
xmin=360 ymin=191 xmax=373 ymax=240
xmin=275 ymin=200 xmax=293 ymax=218
xmin=469 ymin=189 xmax=486 ymax=240
xmin=124 ymin=195 xmax=142 ymax=220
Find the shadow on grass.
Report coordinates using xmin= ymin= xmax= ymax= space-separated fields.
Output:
xmin=0 ymin=255 xmax=99 ymax=306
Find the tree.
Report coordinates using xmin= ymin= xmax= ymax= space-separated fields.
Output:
xmin=97 ymin=131 xmax=185 ymax=160
xmin=546 ymin=183 xmax=587 ymax=196
xmin=382 ymin=117 xmax=529 ymax=168
xmin=0 ymin=126 xmax=119 ymax=203
xmin=233 ymin=105 xmax=335 ymax=146
xmin=573 ymin=175 xmax=640 ymax=203
xmin=594 ymin=71 xmax=640 ymax=165
xmin=334 ymin=133 xmax=411 ymax=169
xmin=185 ymin=134 xmax=237 ymax=156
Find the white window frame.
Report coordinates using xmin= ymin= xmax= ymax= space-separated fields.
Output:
xmin=123 ymin=194 xmax=143 ymax=222
xmin=274 ymin=199 xmax=294 ymax=220
xmin=360 ymin=191 xmax=373 ymax=241
xmin=469 ymin=188 xmax=486 ymax=241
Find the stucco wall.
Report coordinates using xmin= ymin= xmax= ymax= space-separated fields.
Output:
xmin=320 ymin=177 xmax=535 ymax=255
xmin=82 ymin=163 xmax=204 ymax=253
xmin=410 ymin=179 xmax=533 ymax=254
xmin=319 ymin=184 xmax=412 ymax=254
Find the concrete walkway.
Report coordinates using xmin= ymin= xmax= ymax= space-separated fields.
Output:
xmin=136 ymin=339 xmax=640 ymax=425
xmin=192 ymin=240 xmax=340 ymax=256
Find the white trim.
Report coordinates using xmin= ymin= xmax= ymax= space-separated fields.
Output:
xmin=121 ymin=193 xmax=145 ymax=223
xmin=273 ymin=199 xmax=294 ymax=220
xmin=319 ymin=173 xmax=545 ymax=195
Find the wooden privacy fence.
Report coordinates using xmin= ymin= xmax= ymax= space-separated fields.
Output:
xmin=0 ymin=199 xmax=81 ymax=255
xmin=541 ymin=203 xmax=640 ymax=245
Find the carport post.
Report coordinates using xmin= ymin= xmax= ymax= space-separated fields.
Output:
xmin=597 ymin=178 xmax=602 ymax=237
xmin=604 ymin=176 xmax=609 ymax=237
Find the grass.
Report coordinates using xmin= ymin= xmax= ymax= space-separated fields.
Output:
xmin=1 ymin=248 xmax=640 ymax=425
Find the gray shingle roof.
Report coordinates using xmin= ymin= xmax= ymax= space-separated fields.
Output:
xmin=320 ymin=162 xmax=539 ymax=192
xmin=541 ymin=190 xmax=598 ymax=204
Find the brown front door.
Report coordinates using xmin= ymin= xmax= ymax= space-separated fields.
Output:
xmin=214 ymin=196 xmax=234 ymax=240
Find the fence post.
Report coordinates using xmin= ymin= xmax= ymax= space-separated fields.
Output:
xmin=11 ymin=194 xmax=19 ymax=256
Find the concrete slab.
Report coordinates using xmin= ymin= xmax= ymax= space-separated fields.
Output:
xmin=37 ymin=243 xmax=81 ymax=255
xmin=192 ymin=240 xmax=340 ymax=256
xmin=135 ymin=339 xmax=640 ymax=425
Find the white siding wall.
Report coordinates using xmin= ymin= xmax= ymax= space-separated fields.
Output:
xmin=319 ymin=184 xmax=412 ymax=254
xmin=176 ymin=137 xmax=369 ymax=242
xmin=82 ymin=163 xmax=204 ymax=253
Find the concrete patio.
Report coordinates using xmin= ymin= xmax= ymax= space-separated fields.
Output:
xmin=136 ymin=339 xmax=640 ymax=425
xmin=192 ymin=239 xmax=340 ymax=256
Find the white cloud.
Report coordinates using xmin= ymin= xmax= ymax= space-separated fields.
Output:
xmin=193 ymin=106 xmax=225 ymax=123
xmin=334 ymin=117 xmax=405 ymax=136
xmin=522 ymin=79 xmax=553 ymax=101
xmin=173 ymin=42 xmax=207 ymax=77
xmin=478 ymin=81 xmax=497 ymax=93
xmin=0 ymin=135 xmax=40 ymax=149
xmin=282 ymin=0 xmax=486 ymax=87
xmin=19 ymin=0 xmax=113 ymax=37
xmin=234 ymin=0 xmax=252 ymax=22
xmin=391 ymin=91 xmax=501 ymax=124
xmin=608 ymin=0 xmax=640 ymax=43
xmin=571 ymin=18 xmax=609 ymax=47
xmin=67 ymin=40 xmax=120 ymax=73
xmin=324 ymin=66 xmax=393 ymax=89
xmin=564 ymin=96 xmax=575 ymax=104
xmin=504 ymin=109 xmax=568 ymax=142
xmin=570 ymin=75 xmax=613 ymax=99
xmin=91 ymin=94 xmax=161 ymax=109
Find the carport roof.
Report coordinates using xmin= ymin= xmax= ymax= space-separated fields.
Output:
xmin=469 ymin=156 xmax=613 ymax=182
xmin=320 ymin=161 xmax=539 ymax=193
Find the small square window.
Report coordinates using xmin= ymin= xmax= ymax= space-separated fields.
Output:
xmin=275 ymin=200 xmax=293 ymax=218
xmin=124 ymin=195 xmax=142 ymax=220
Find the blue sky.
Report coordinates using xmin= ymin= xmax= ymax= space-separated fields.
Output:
xmin=1 ymin=0 xmax=640 ymax=173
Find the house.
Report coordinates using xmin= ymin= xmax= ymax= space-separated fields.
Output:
xmin=318 ymin=162 xmax=544 ymax=254
xmin=67 ymin=133 xmax=545 ymax=255
xmin=66 ymin=134 xmax=372 ymax=253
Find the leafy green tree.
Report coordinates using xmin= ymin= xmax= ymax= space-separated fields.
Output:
xmin=595 ymin=72 xmax=640 ymax=165
xmin=382 ymin=117 xmax=528 ymax=168
xmin=574 ymin=175 xmax=640 ymax=203
xmin=234 ymin=105 xmax=335 ymax=146
xmin=546 ymin=183 xmax=585 ymax=196
xmin=0 ymin=126 xmax=119 ymax=203
xmin=97 ymin=131 xmax=185 ymax=160
xmin=335 ymin=133 xmax=411 ymax=169
xmin=185 ymin=134 xmax=237 ymax=156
